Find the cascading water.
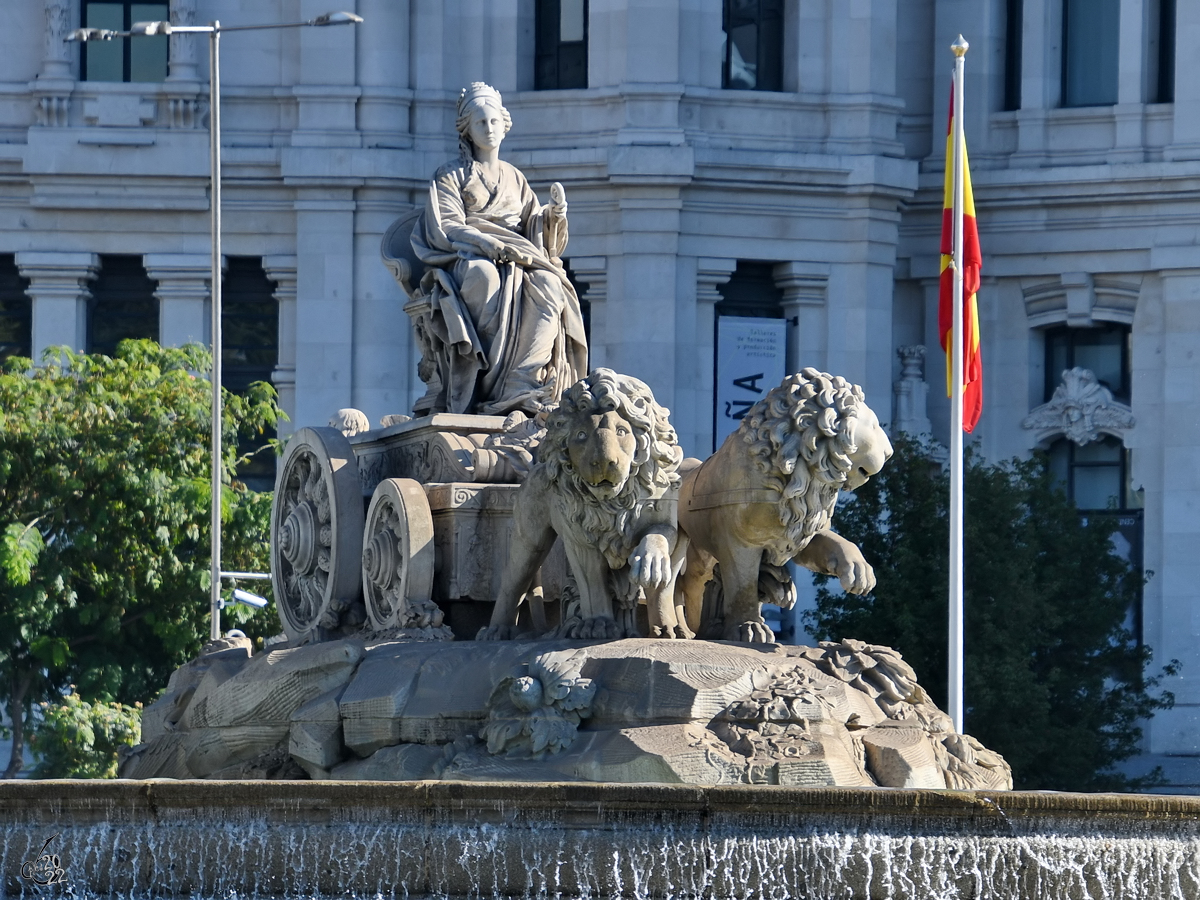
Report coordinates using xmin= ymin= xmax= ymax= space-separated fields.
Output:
xmin=1 ymin=782 xmax=1198 ymax=899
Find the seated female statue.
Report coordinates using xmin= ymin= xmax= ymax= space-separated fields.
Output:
xmin=410 ymin=82 xmax=588 ymax=416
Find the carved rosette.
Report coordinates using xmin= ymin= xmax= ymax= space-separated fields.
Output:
xmin=271 ymin=427 xmax=365 ymax=644
xmin=361 ymin=478 xmax=440 ymax=631
xmin=1022 ymin=367 xmax=1135 ymax=446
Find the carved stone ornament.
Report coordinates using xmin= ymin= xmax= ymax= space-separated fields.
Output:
xmin=1022 ymin=367 xmax=1135 ymax=446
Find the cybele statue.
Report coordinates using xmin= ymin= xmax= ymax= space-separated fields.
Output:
xmin=406 ymin=81 xmax=587 ymax=417
xmin=120 ymin=84 xmax=1012 ymax=796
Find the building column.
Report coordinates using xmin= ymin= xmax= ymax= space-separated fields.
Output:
xmin=264 ymin=255 xmax=298 ymax=441
xmin=773 ymin=261 xmax=829 ymax=374
xmin=1167 ymin=0 xmax=1200 ymax=159
xmin=569 ymin=256 xmax=607 ymax=371
xmin=294 ymin=190 xmax=355 ymax=430
xmin=691 ymin=257 xmax=737 ymax=455
xmin=16 ymin=251 xmax=98 ymax=358
xmin=143 ymin=253 xmax=210 ymax=348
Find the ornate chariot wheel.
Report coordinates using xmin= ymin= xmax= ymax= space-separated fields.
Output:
xmin=271 ymin=426 xmax=365 ymax=643
xmin=361 ymin=477 xmax=440 ymax=631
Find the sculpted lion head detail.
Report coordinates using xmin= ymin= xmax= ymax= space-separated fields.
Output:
xmin=737 ymin=367 xmax=891 ymax=563
xmin=541 ymin=369 xmax=683 ymax=569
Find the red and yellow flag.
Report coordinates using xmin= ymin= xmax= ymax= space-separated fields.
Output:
xmin=939 ymin=82 xmax=983 ymax=433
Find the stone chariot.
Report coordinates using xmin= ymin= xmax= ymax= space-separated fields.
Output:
xmin=269 ymin=211 xmax=556 ymax=647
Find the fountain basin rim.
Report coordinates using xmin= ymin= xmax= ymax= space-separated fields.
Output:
xmin=3 ymin=779 xmax=1198 ymax=828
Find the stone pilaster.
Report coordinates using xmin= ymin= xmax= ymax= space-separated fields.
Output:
xmin=263 ymin=255 xmax=298 ymax=441
xmin=773 ymin=261 xmax=829 ymax=374
xmin=143 ymin=253 xmax=210 ymax=348
xmin=15 ymin=251 xmax=99 ymax=359
xmin=567 ymin=256 xmax=606 ymax=370
xmin=1166 ymin=0 xmax=1200 ymax=159
xmin=294 ymin=190 xmax=355 ymax=429
xmin=693 ymin=257 xmax=737 ymax=454
xmin=1109 ymin=0 xmax=1148 ymax=163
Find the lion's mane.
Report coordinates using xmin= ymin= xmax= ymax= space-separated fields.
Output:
xmin=540 ymin=368 xmax=683 ymax=570
xmin=736 ymin=367 xmax=864 ymax=564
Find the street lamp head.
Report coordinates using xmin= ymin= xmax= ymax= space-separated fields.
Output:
xmin=309 ymin=11 xmax=364 ymax=26
xmin=65 ymin=27 xmax=117 ymax=41
xmin=130 ymin=20 xmax=172 ymax=35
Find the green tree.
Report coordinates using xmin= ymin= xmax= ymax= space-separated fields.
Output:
xmin=805 ymin=436 xmax=1177 ymax=792
xmin=0 ymin=340 xmax=281 ymax=777
xmin=29 ymin=692 xmax=141 ymax=779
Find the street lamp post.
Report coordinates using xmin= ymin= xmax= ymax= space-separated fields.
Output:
xmin=68 ymin=11 xmax=363 ymax=642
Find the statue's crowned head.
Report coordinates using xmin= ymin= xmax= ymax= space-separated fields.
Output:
xmin=455 ymin=82 xmax=512 ymax=160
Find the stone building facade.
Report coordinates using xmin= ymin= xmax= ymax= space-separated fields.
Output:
xmin=0 ymin=0 xmax=1195 ymax=784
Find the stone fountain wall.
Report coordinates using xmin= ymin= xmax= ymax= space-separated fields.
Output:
xmin=3 ymin=781 xmax=1200 ymax=899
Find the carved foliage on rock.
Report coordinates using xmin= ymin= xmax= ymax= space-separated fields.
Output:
xmin=1022 ymin=367 xmax=1135 ymax=446
xmin=482 ymin=649 xmax=596 ymax=758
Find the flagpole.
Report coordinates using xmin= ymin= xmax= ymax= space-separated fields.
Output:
xmin=948 ymin=34 xmax=969 ymax=734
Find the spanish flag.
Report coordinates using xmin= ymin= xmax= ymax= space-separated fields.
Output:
xmin=939 ymin=82 xmax=983 ymax=433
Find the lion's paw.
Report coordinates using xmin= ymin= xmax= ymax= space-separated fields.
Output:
xmin=476 ymin=624 xmax=518 ymax=641
xmin=650 ymin=623 xmax=695 ymax=640
xmin=725 ymin=621 xmax=776 ymax=644
xmin=575 ymin=616 xmax=622 ymax=641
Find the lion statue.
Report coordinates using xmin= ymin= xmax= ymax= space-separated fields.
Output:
xmin=478 ymin=368 xmax=693 ymax=641
xmin=677 ymin=368 xmax=893 ymax=643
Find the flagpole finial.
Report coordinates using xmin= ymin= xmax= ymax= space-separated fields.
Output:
xmin=952 ymin=35 xmax=969 ymax=57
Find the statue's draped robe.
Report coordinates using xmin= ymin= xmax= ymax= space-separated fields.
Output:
xmin=411 ymin=159 xmax=588 ymax=415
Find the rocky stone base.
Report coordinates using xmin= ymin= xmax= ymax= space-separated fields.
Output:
xmin=121 ymin=636 xmax=1011 ymax=790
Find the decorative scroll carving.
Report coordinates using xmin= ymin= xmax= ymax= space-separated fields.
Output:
xmin=1022 ymin=367 xmax=1135 ymax=446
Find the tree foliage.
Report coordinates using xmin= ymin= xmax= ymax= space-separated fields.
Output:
xmin=0 ymin=341 xmax=281 ymax=777
xmin=804 ymin=436 xmax=1178 ymax=792
xmin=29 ymin=692 xmax=141 ymax=779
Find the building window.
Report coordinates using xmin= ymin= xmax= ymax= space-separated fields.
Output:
xmin=722 ymin=0 xmax=783 ymax=92
xmin=0 ymin=255 xmax=31 ymax=364
xmin=81 ymin=2 xmax=168 ymax=82
xmin=223 ymin=257 xmax=279 ymax=492
xmin=716 ymin=261 xmax=784 ymax=319
xmin=1156 ymin=0 xmax=1176 ymax=103
xmin=1048 ymin=436 xmax=1128 ymax=511
xmin=1004 ymin=0 xmax=1023 ymax=111
xmin=535 ymin=0 xmax=588 ymax=90
xmin=1062 ymin=0 xmax=1119 ymax=107
xmin=1043 ymin=323 xmax=1129 ymax=404
xmin=87 ymin=255 xmax=158 ymax=357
